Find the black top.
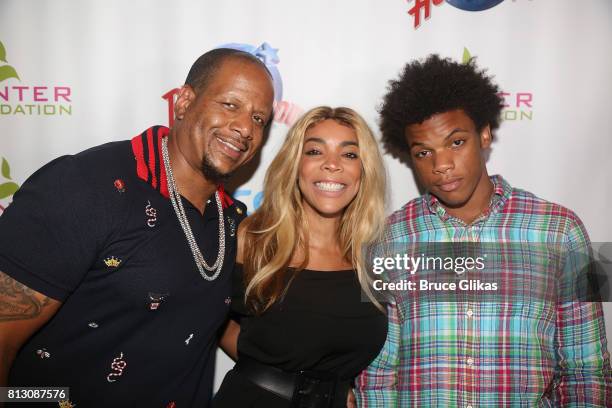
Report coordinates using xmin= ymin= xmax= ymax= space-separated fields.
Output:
xmin=0 ymin=126 xmax=246 ymax=408
xmin=231 ymin=264 xmax=387 ymax=381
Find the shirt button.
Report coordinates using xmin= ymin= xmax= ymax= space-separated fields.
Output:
xmin=466 ymin=309 xmax=474 ymax=318
xmin=466 ymin=357 xmax=474 ymax=366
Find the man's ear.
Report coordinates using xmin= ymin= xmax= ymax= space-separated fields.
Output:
xmin=174 ymin=85 xmax=197 ymax=121
xmin=480 ymin=124 xmax=492 ymax=149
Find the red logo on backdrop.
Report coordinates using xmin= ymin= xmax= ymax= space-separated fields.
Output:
xmin=408 ymin=0 xmax=445 ymax=28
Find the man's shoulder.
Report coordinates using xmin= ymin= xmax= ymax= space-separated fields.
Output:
xmin=72 ymin=140 xmax=132 ymax=168
xmin=383 ymin=196 xmax=429 ymax=240
xmin=15 ymin=140 xmax=134 ymax=204
xmin=64 ymin=140 xmax=133 ymax=184
xmin=74 ymin=140 xmax=130 ymax=158
xmin=386 ymin=196 xmax=428 ymax=224
xmin=32 ymin=141 xmax=130 ymax=178
xmin=507 ymin=187 xmax=583 ymax=224
xmin=228 ymin=198 xmax=248 ymax=223
xmin=505 ymin=186 xmax=586 ymax=239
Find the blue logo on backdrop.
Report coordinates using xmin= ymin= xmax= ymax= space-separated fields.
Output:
xmin=445 ymin=0 xmax=504 ymax=11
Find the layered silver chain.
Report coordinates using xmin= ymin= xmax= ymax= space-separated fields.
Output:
xmin=161 ymin=137 xmax=225 ymax=281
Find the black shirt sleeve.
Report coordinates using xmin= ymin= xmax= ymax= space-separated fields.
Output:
xmin=0 ymin=156 xmax=107 ymax=301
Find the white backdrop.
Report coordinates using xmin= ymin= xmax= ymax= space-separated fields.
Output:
xmin=1 ymin=0 xmax=611 ymax=391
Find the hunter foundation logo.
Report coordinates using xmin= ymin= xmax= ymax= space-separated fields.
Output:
xmin=407 ymin=0 xmax=530 ymax=29
xmin=0 ymin=40 xmax=72 ymax=116
xmin=463 ymin=48 xmax=533 ymax=121
xmin=0 ymin=157 xmax=20 ymax=215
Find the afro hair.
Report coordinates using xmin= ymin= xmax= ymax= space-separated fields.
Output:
xmin=379 ymin=54 xmax=504 ymax=155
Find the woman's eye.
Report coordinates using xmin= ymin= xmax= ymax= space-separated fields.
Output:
xmin=305 ymin=149 xmax=321 ymax=156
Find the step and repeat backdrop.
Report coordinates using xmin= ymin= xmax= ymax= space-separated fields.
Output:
xmin=1 ymin=0 xmax=611 ymax=389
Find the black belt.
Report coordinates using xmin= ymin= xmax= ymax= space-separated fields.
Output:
xmin=234 ymin=356 xmax=350 ymax=408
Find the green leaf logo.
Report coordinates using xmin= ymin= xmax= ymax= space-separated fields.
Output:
xmin=0 ymin=157 xmax=20 ymax=201
xmin=0 ymin=65 xmax=19 ymax=82
xmin=0 ymin=40 xmax=20 ymax=83
xmin=1 ymin=157 xmax=11 ymax=179
xmin=0 ymin=182 xmax=19 ymax=199
xmin=462 ymin=47 xmax=472 ymax=64
xmin=0 ymin=41 xmax=6 ymax=63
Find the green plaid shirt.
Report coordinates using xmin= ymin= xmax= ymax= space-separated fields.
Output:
xmin=356 ymin=176 xmax=611 ymax=407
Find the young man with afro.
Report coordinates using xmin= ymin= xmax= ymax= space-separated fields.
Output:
xmin=355 ymin=55 xmax=611 ymax=407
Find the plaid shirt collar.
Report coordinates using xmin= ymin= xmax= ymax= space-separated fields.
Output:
xmin=425 ymin=174 xmax=512 ymax=223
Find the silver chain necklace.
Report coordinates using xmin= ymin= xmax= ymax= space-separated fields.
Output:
xmin=161 ymin=137 xmax=225 ymax=281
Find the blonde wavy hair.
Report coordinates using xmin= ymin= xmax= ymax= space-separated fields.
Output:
xmin=242 ymin=106 xmax=387 ymax=313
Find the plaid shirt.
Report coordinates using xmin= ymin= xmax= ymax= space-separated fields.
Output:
xmin=356 ymin=175 xmax=611 ymax=407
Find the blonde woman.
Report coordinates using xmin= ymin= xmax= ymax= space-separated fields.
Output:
xmin=212 ymin=107 xmax=387 ymax=408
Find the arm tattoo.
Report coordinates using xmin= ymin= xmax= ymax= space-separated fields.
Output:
xmin=0 ymin=271 xmax=51 ymax=322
